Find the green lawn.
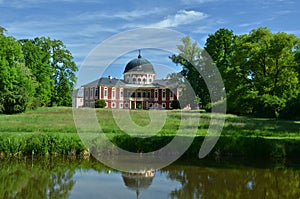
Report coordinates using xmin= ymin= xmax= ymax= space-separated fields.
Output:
xmin=1 ymin=107 xmax=299 ymax=138
xmin=0 ymin=107 xmax=299 ymax=158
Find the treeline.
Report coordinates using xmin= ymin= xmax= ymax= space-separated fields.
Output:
xmin=171 ymin=27 xmax=300 ymax=119
xmin=0 ymin=27 xmax=77 ymax=114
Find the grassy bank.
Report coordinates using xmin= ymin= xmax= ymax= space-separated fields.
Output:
xmin=0 ymin=107 xmax=299 ymax=161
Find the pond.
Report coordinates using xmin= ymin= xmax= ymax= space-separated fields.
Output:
xmin=1 ymin=157 xmax=300 ymax=199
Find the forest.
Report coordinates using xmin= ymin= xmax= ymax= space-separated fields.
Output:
xmin=0 ymin=26 xmax=77 ymax=114
xmin=171 ymin=27 xmax=300 ymax=119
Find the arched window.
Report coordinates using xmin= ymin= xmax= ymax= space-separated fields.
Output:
xmin=112 ymin=87 xmax=116 ymax=99
xmin=133 ymin=78 xmax=136 ymax=82
xmin=104 ymin=87 xmax=108 ymax=99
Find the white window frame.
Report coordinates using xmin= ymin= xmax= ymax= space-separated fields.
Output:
xmin=154 ymin=89 xmax=158 ymax=100
xmin=104 ymin=87 xmax=108 ymax=99
xmin=112 ymin=87 xmax=116 ymax=100
xmin=120 ymin=88 xmax=124 ymax=99
xmin=162 ymin=89 xmax=166 ymax=100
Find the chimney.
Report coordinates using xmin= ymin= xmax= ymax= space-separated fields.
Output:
xmin=108 ymin=75 xmax=112 ymax=79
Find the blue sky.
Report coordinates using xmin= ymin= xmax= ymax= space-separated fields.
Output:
xmin=1 ymin=0 xmax=299 ymax=86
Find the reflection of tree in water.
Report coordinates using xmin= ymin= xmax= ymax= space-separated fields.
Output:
xmin=163 ymin=164 xmax=300 ymax=199
xmin=47 ymin=170 xmax=75 ymax=198
xmin=0 ymin=158 xmax=76 ymax=199
xmin=122 ymin=170 xmax=155 ymax=199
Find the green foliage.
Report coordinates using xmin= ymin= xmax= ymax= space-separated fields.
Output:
xmin=95 ymin=99 xmax=106 ymax=108
xmin=20 ymin=38 xmax=53 ymax=107
xmin=170 ymin=36 xmax=214 ymax=108
xmin=171 ymin=100 xmax=181 ymax=109
xmin=0 ymin=35 xmax=35 ymax=114
xmin=0 ymin=31 xmax=77 ymax=114
xmin=0 ymin=26 xmax=6 ymax=35
xmin=0 ymin=107 xmax=299 ymax=159
xmin=204 ymin=99 xmax=226 ymax=113
xmin=49 ymin=39 xmax=78 ymax=106
xmin=202 ymin=27 xmax=300 ymax=118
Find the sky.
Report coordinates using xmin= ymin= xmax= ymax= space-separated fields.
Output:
xmin=1 ymin=0 xmax=299 ymax=86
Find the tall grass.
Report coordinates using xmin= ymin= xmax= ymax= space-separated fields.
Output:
xmin=0 ymin=107 xmax=299 ymax=159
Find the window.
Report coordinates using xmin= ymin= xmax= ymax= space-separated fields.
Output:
xmin=133 ymin=78 xmax=136 ymax=82
xmin=125 ymin=103 xmax=129 ymax=108
xmin=149 ymin=103 xmax=153 ymax=108
xmin=149 ymin=79 xmax=152 ymax=82
xmin=169 ymin=90 xmax=174 ymax=99
xmin=148 ymin=91 xmax=151 ymax=98
xmin=112 ymin=102 xmax=116 ymax=108
xmin=138 ymin=78 xmax=141 ymax=83
xmin=95 ymin=88 xmax=99 ymax=98
xmin=162 ymin=103 xmax=166 ymax=109
xmin=137 ymin=92 xmax=141 ymax=98
xmin=120 ymin=89 xmax=124 ymax=99
xmin=127 ymin=91 xmax=131 ymax=97
xmin=85 ymin=90 xmax=88 ymax=99
xmin=90 ymin=88 xmax=93 ymax=98
xmin=143 ymin=78 xmax=146 ymax=83
xmin=120 ymin=103 xmax=123 ymax=108
xmin=112 ymin=88 xmax=116 ymax=99
xmin=143 ymin=92 xmax=146 ymax=98
xmin=104 ymin=87 xmax=108 ymax=99
xmin=162 ymin=89 xmax=166 ymax=99
xmin=155 ymin=89 xmax=158 ymax=99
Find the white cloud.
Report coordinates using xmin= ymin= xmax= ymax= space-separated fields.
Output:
xmin=112 ymin=8 xmax=165 ymax=20
xmin=76 ymin=8 xmax=164 ymax=22
xmin=181 ymin=0 xmax=219 ymax=4
xmin=147 ymin=10 xmax=208 ymax=28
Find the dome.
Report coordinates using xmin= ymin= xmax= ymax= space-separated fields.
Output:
xmin=124 ymin=51 xmax=155 ymax=74
xmin=122 ymin=171 xmax=155 ymax=199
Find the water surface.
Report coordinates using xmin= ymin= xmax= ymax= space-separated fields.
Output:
xmin=0 ymin=157 xmax=299 ymax=199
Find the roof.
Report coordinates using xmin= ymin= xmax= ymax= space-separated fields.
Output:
xmin=83 ymin=77 xmax=126 ymax=87
xmin=83 ymin=77 xmax=179 ymax=88
xmin=123 ymin=52 xmax=155 ymax=74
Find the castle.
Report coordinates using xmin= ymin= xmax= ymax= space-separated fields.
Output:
xmin=81 ymin=51 xmax=180 ymax=109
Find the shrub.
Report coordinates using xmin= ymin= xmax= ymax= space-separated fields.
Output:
xmin=171 ymin=100 xmax=181 ymax=109
xmin=95 ymin=99 xmax=106 ymax=108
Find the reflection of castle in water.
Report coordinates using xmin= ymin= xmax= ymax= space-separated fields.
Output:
xmin=122 ymin=170 xmax=155 ymax=199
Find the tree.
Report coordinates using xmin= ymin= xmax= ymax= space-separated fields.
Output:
xmin=205 ymin=28 xmax=236 ymax=75
xmin=204 ymin=29 xmax=238 ymax=113
xmin=50 ymin=39 xmax=77 ymax=106
xmin=20 ymin=39 xmax=53 ymax=107
xmin=170 ymin=36 xmax=210 ymax=108
xmin=21 ymin=37 xmax=78 ymax=107
xmin=234 ymin=28 xmax=299 ymax=117
xmin=0 ymin=26 xmax=6 ymax=35
xmin=0 ymin=35 xmax=35 ymax=114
